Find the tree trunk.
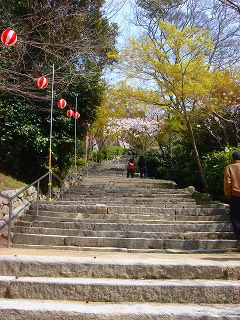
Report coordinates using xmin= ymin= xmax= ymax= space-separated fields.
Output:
xmin=185 ymin=116 xmax=208 ymax=190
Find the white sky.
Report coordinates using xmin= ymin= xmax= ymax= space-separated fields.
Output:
xmin=104 ymin=0 xmax=141 ymax=49
xmin=103 ymin=0 xmax=142 ymax=84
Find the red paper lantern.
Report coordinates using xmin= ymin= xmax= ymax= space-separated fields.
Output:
xmin=1 ymin=30 xmax=17 ymax=47
xmin=36 ymin=76 xmax=48 ymax=89
xmin=73 ymin=111 xmax=80 ymax=119
xmin=66 ymin=109 xmax=74 ymax=118
xmin=57 ymin=99 xmax=67 ymax=109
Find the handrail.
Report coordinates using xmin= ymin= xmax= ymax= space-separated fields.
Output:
xmin=0 ymin=171 xmax=49 ymax=247
xmin=52 ymin=171 xmax=63 ymax=183
xmin=0 ymin=167 xmax=83 ymax=248
xmin=62 ymin=167 xmax=77 ymax=183
xmin=54 ymin=167 xmax=81 ymax=201
xmin=0 ymin=158 xmax=102 ymax=248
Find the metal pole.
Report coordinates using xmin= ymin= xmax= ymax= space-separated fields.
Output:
xmin=85 ymin=132 xmax=88 ymax=165
xmin=48 ymin=63 xmax=55 ymax=201
xmin=36 ymin=180 xmax=40 ymax=216
xmin=85 ymin=126 xmax=89 ymax=175
xmin=69 ymin=175 xmax=71 ymax=198
xmin=75 ymin=96 xmax=77 ymax=168
xmin=7 ymin=200 xmax=12 ymax=248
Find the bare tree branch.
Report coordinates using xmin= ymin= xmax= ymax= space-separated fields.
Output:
xmin=0 ymin=0 xmax=117 ymax=100
xmin=218 ymin=0 xmax=240 ymax=14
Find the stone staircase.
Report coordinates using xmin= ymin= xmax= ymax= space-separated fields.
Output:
xmin=0 ymin=252 xmax=240 ymax=319
xmin=11 ymin=167 xmax=236 ymax=253
xmin=0 ymin=160 xmax=239 ymax=319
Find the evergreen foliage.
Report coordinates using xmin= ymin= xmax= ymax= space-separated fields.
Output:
xmin=93 ymin=146 xmax=127 ymax=162
xmin=0 ymin=0 xmax=117 ymax=181
xmin=202 ymin=147 xmax=238 ymax=200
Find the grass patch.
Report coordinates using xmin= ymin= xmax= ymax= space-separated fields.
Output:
xmin=0 ymin=172 xmax=27 ymax=192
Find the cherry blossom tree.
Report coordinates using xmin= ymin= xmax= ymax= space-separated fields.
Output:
xmin=105 ymin=117 xmax=162 ymax=152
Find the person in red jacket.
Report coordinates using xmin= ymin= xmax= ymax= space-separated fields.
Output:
xmin=224 ymin=150 xmax=240 ymax=251
xmin=127 ymin=158 xmax=135 ymax=178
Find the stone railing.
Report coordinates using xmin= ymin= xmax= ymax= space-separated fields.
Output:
xmin=186 ymin=185 xmax=229 ymax=208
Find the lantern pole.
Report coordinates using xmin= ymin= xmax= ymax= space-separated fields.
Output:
xmin=74 ymin=96 xmax=78 ymax=168
xmin=85 ymin=124 xmax=90 ymax=175
xmin=48 ymin=63 xmax=55 ymax=201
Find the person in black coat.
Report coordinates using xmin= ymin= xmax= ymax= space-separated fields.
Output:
xmin=138 ymin=155 xmax=147 ymax=178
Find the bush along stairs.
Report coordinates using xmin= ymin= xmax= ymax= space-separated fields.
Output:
xmin=0 ymin=159 xmax=239 ymax=319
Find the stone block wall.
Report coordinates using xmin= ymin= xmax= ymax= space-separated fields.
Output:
xmin=0 ymin=186 xmax=38 ymax=239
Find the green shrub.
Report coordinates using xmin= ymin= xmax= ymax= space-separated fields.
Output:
xmin=92 ymin=146 xmax=127 ymax=162
xmin=202 ymin=146 xmax=238 ymax=200
xmin=144 ymin=149 xmax=166 ymax=179
xmin=144 ymin=147 xmax=201 ymax=189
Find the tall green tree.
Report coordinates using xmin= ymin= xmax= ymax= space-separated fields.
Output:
xmin=119 ymin=20 xmax=221 ymax=189
xmin=0 ymin=0 xmax=117 ymax=100
xmin=0 ymin=0 xmax=117 ymax=181
xmin=134 ymin=0 xmax=240 ymax=68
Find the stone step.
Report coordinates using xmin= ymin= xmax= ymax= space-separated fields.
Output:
xmin=17 ymin=213 xmax=229 ymax=224
xmin=1 ymin=299 xmax=240 ymax=320
xmin=74 ymin=180 xmax=178 ymax=188
xmin=23 ymin=212 xmax=177 ymax=221
xmin=15 ymin=220 xmax=233 ymax=232
xmin=0 ymin=276 xmax=239 ymax=304
xmin=67 ymin=192 xmax=189 ymax=198
xmin=30 ymin=204 xmax=228 ymax=216
xmin=30 ymin=201 xmax=199 ymax=210
xmin=27 ymin=210 xmax=99 ymax=218
xmin=70 ymin=187 xmax=187 ymax=193
xmin=11 ymin=244 xmax=239 ymax=254
xmin=67 ymin=189 xmax=192 ymax=195
xmin=18 ymin=213 xmax=229 ymax=223
xmin=19 ymin=214 xmax=177 ymax=223
xmin=30 ymin=203 xmax=108 ymax=214
xmin=0 ymin=255 xmax=239 ymax=280
xmin=67 ymin=185 xmax=180 ymax=191
xmin=107 ymin=206 xmax=228 ymax=216
xmin=61 ymin=194 xmax=195 ymax=199
xmin=61 ymin=202 xmax=198 ymax=208
xmin=57 ymin=199 xmax=198 ymax=206
xmin=12 ymin=226 xmax=236 ymax=240
xmin=11 ymin=233 xmax=239 ymax=251
xmin=60 ymin=199 xmax=227 ymax=209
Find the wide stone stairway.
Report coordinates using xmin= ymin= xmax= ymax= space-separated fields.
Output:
xmin=0 ymin=160 xmax=239 ymax=319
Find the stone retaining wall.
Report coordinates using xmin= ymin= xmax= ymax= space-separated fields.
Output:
xmin=0 ymin=186 xmax=38 ymax=239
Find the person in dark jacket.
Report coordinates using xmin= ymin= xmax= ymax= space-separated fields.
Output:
xmin=224 ymin=150 xmax=240 ymax=251
xmin=138 ymin=155 xmax=147 ymax=178
xmin=127 ymin=158 xmax=135 ymax=178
